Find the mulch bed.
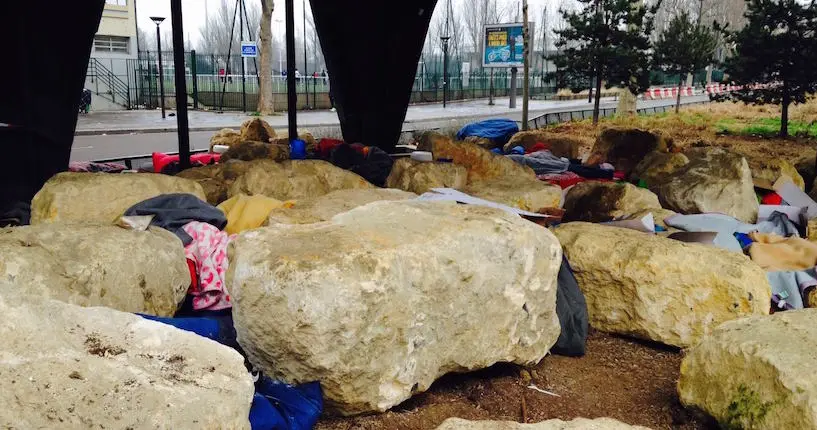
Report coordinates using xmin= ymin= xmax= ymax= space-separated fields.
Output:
xmin=316 ymin=330 xmax=718 ymax=430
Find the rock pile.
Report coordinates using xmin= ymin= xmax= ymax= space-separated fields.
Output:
xmin=229 ymin=200 xmax=562 ymax=415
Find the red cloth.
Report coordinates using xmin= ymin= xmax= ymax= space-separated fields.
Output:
xmin=526 ymin=142 xmax=549 ymax=154
xmin=613 ymin=171 xmax=626 ymax=180
xmin=538 ymin=171 xmax=586 ymax=188
xmin=761 ymin=192 xmax=783 ymax=205
xmin=152 ymin=152 xmax=221 ymax=173
xmin=317 ymin=138 xmax=344 ymax=159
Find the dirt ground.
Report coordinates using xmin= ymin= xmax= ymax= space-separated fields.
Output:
xmin=316 ymin=331 xmax=717 ymax=430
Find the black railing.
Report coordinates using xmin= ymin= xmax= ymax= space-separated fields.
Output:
xmin=87 ymin=59 xmax=131 ymax=108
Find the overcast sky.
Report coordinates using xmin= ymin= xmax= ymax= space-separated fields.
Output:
xmin=135 ymin=0 xmax=552 ymax=45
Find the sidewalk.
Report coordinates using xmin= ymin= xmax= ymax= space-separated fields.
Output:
xmin=75 ymin=97 xmax=617 ymax=136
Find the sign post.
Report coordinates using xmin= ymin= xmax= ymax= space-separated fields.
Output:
xmin=483 ymin=23 xmax=531 ymax=109
xmin=241 ymin=41 xmax=258 ymax=58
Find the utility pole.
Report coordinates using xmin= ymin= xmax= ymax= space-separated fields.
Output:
xmin=522 ymin=0 xmax=530 ymax=130
xmin=303 ymin=0 xmax=309 ymax=109
xmin=239 ymin=0 xmax=246 ymax=112
xmin=441 ymin=0 xmax=451 ymax=108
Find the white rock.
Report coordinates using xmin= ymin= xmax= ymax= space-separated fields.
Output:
xmin=0 ymin=288 xmax=254 ymax=429
xmin=0 ymin=224 xmax=189 ymax=316
xmin=31 ymin=172 xmax=206 ymax=224
xmin=229 ymin=200 xmax=562 ymax=415
xmin=266 ymin=188 xmax=416 ymax=224
xmin=553 ymin=222 xmax=771 ymax=347
xmin=679 ymin=309 xmax=817 ymax=429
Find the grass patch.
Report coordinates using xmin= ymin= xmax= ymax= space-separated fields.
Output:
xmin=717 ymin=117 xmax=817 ymax=138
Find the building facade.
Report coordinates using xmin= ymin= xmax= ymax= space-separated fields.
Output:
xmin=86 ymin=0 xmax=139 ymax=110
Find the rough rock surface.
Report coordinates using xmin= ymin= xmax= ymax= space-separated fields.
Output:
xmin=464 ymin=135 xmax=499 ymax=149
xmin=630 ymin=151 xmax=689 ymax=186
xmin=562 ymin=181 xmax=662 ymax=223
xmin=553 ymin=223 xmax=770 ymax=347
xmin=750 ymin=158 xmax=805 ymax=191
xmin=385 ymin=158 xmax=468 ymax=194
xmin=587 ymin=128 xmax=669 ymax=175
xmin=0 ymin=224 xmax=189 ymax=316
xmin=417 ymin=133 xmax=535 ymax=182
xmin=503 ymin=131 xmax=583 ymax=159
xmin=679 ymin=310 xmax=817 ymax=430
xmin=465 ymin=177 xmax=563 ymax=212
xmin=239 ymin=118 xmax=276 ymax=142
xmin=436 ymin=417 xmax=651 ymax=430
xmin=628 ymin=208 xmax=678 ymax=229
xmin=31 ymin=172 xmax=206 ymax=224
xmin=228 ymin=160 xmax=374 ymax=200
xmin=209 ymin=128 xmax=242 ymax=152
xmin=0 ymin=288 xmax=254 ymax=429
xmin=656 ymin=148 xmax=759 ymax=223
xmin=229 ymin=201 xmax=562 ymax=415
xmin=221 ymin=141 xmax=290 ymax=163
xmin=176 ymin=161 xmax=255 ymax=205
xmin=272 ymin=129 xmax=317 ymax=152
xmin=267 ymin=188 xmax=416 ymax=224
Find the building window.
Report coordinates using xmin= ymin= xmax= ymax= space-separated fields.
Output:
xmin=94 ymin=36 xmax=130 ymax=54
xmin=105 ymin=0 xmax=127 ymax=5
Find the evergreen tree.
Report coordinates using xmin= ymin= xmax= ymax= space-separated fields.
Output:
xmin=549 ymin=0 xmax=659 ymax=124
xmin=724 ymin=0 xmax=817 ymax=137
xmin=653 ymin=11 xmax=717 ymax=114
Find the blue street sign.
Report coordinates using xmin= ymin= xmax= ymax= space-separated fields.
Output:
xmin=241 ymin=41 xmax=258 ymax=58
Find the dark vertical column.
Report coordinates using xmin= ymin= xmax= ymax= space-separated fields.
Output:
xmin=170 ymin=0 xmax=191 ymax=169
xmin=286 ymin=0 xmax=298 ymax=140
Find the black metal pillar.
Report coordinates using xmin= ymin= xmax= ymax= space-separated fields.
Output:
xmin=239 ymin=0 xmax=247 ymax=112
xmin=191 ymin=49 xmax=199 ymax=109
xmin=286 ymin=0 xmax=298 ymax=140
xmin=303 ymin=0 xmax=309 ymax=109
xmin=442 ymin=37 xmax=449 ymax=108
xmin=155 ymin=26 xmax=166 ymax=118
xmin=170 ymin=0 xmax=191 ymax=170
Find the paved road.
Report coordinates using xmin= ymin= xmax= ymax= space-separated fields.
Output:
xmin=71 ymin=95 xmax=709 ymax=162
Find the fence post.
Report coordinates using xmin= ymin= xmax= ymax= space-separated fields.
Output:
xmin=191 ymin=50 xmax=199 ymax=109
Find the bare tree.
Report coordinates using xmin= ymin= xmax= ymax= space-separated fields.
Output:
xmin=197 ymin=0 xmax=261 ymax=54
xmin=257 ymin=0 xmax=274 ymax=114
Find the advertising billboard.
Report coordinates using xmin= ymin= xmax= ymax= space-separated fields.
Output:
xmin=483 ymin=23 xmax=530 ymax=68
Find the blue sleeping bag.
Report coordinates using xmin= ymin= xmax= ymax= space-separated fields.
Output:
xmin=456 ymin=119 xmax=520 ymax=146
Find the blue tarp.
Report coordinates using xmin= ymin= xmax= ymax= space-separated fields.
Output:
xmin=456 ymin=119 xmax=519 ymax=146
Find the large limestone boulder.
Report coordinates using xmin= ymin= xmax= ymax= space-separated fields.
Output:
xmin=31 ymin=172 xmax=206 ymax=224
xmin=229 ymin=201 xmax=562 ymax=415
xmin=0 ymin=288 xmax=254 ymax=429
xmin=239 ymin=117 xmax=276 ymax=142
xmin=562 ymin=181 xmax=662 ymax=223
xmin=228 ymin=159 xmax=374 ymax=201
xmin=436 ymin=417 xmax=650 ymax=430
xmin=209 ymin=128 xmax=242 ymax=152
xmin=417 ymin=133 xmax=536 ymax=182
xmin=176 ymin=161 xmax=257 ymax=205
xmin=553 ymin=223 xmax=770 ymax=347
xmin=656 ymin=148 xmax=759 ymax=223
xmin=630 ymin=151 xmax=689 ymax=186
xmin=750 ymin=158 xmax=805 ymax=191
xmin=503 ymin=130 xmax=583 ymax=159
xmin=386 ymin=158 xmax=468 ymax=194
xmin=464 ymin=135 xmax=499 ymax=149
xmin=221 ymin=141 xmax=290 ymax=163
xmin=679 ymin=310 xmax=817 ymax=429
xmin=267 ymin=188 xmax=416 ymax=224
xmin=465 ymin=177 xmax=563 ymax=212
xmin=587 ymin=128 xmax=669 ymax=175
xmin=0 ymin=224 xmax=189 ymax=316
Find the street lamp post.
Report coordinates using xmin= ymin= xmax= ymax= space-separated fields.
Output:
xmin=441 ymin=35 xmax=450 ymax=108
xmin=150 ymin=16 xmax=166 ymax=119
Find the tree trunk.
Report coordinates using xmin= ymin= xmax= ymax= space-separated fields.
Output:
xmin=781 ymin=81 xmax=790 ymax=138
xmin=257 ymin=0 xmax=275 ymax=115
xmin=676 ymin=78 xmax=683 ymax=114
xmin=592 ymin=70 xmax=603 ymax=125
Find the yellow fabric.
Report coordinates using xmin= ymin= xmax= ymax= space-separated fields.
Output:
xmin=218 ymin=194 xmax=286 ymax=234
xmin=749 ymin=232 xmax=817 ymax=271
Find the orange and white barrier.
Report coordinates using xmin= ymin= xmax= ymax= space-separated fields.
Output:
xmin=643 ymin=86 xmax=696 ymax=100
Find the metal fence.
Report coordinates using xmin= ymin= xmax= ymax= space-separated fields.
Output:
xmin=93 ymin=50 xmax=559 ymax=112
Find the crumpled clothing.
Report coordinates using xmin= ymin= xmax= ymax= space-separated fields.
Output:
xmin=665 ymin=212 xmax=801 ymax=252
xmin=124 ymin=194 xmax=227 ymax=245
xmin=218 ymin=194 xmax=290 ymax=234
xmin=508 ymin=150 xmax=570 ymax=175
xmin=183 ymin=221 xmax=233 ymax=311
xmin=766 ymin=269 xmax=817 ymax=310
xmin=749 ymin=232 xmax=817 ymax=272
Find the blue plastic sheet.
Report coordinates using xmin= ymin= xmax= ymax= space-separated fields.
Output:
xmin=456 ymin=119 xmax=519 ymax=146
